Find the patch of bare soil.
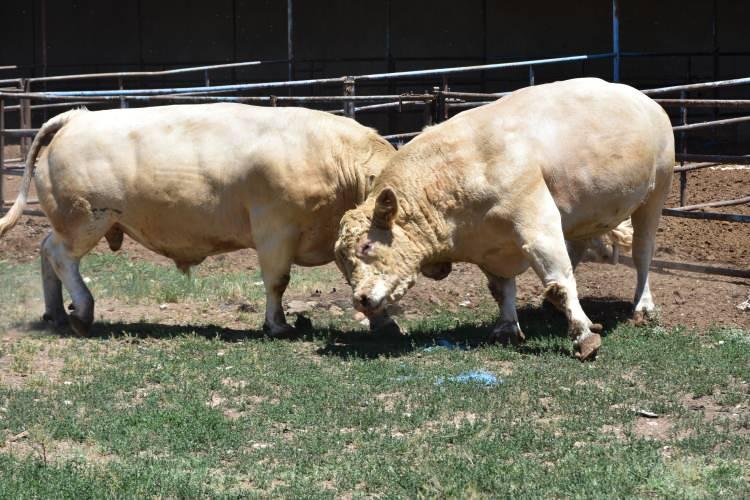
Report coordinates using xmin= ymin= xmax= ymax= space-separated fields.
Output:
xmin=0 ymin=343 xmax=65 ymax=390
xmin=2 ymin=143 xmax=748 ymax=331
xmin=662 ymin=167 xmax=750 ymax=267
xmin=633 ymin=416 xmax=677 ymax=441
xmin=680 ymin=384 xmax=750 ymax=435
xmin=0 ymin=432 xmax=116 ymax=465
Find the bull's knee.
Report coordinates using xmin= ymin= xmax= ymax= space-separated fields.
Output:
xmin=543 ymin=282 xmax=568 ymax=312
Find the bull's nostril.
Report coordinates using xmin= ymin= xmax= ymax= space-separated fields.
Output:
xmin=359 ymin=294 xmax=370 ymax=308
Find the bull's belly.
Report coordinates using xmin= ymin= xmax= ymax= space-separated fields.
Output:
xmin=556 ymin=186 xmax=650 ymax=241
xmin=118 ymin=213 xmax=254 ymax=267
xmin=453 ymin=223 xmax=530 ymax=279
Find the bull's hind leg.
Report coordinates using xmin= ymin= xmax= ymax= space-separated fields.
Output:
xmin=630 ymin=185 xmax=670 ymax=324
xmin=40 ymin=232 xmax=67 ymax=327
xmin=566 ymin=240 xmax=589 ymax=271
xmin=512 ymin=192 xmax=602 ymax=360
xmin=42 ymin=232 xmax=95 ymax=335
xmin=483 ymin=272 xmax=525 ymax=346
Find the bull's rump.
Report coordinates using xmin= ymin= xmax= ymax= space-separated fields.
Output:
xmin=34 ymin=104 xmax=359 ymax=261
xmin=460 ymin=78 xmax=675 ymax=239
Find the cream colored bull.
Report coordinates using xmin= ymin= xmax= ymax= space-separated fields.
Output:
xmin=335 ymin=78 xmax=674 ymax=360
xmin=0 ymin=104 xmax=396 ymax=336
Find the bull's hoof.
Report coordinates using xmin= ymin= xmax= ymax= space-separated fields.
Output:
xmin=263 ymin=322 xmax=298 ymax=338
xmin=42 ymin=312 xmax=69 ymax=329
xmin=490 ymin=321 xmax=526 ymax=346
xmin=630 ymin=310 xmax=657 ymax=327
xmin=574 ymin=333 xmax=601 ymax=362
xmin=68 ymin=313 xmax=92 ymax=337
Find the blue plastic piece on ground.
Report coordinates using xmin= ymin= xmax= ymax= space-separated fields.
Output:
xmin=436 ymin=370 xmax=501 ymax=386
xmin=423 ymin=338 xmax=469 ymax=352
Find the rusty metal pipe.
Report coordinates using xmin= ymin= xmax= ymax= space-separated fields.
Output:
xmin=22 ymin=61 xmax=263 ymax=84
xmin=662 ymin=208 xmax=750 ymax=223
xmin=673 ymin=115 xmax=750 ymax=131
xmin=676 ymin=154 xmax=750 ymax=164
xmin=643 ymin=76 xmax=750 ymax=95
xmin=676 ymin=196 xmax=750 ymax=212
xmin=0 ymin=91 xmax=431 ymax=104
xmin=619 ymin=255 xmax=750 ymax=279
xmin=656 ymin=99 xmax=750 ymax=108
xmin=673 ymin=162 xmax=721 ymax=173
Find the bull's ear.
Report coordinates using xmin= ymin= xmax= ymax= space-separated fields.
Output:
xmin=373 ymin=187 xmax=398 ymax=229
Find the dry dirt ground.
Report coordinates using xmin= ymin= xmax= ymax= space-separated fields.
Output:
xmin=1 ymin=143 xmax=748 ymax=331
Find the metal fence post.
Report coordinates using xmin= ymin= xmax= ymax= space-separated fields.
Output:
xmin=118 ymin=77 xmax=128 ymax=109
xmin=422 ymin=95 xmax=434 ymax=127
xmin=441 ymin=76 xmax=449 ymax=121
xmin=0 ymin=97 xmax=4 ymax=210
xmin=343 ymin=77 xmax=356 ymax=119
xmin=432 ymin=86 xmax=442 ymax=124
xmin=612 ymin=0 xmax=620 ymax=82
xmin=528 ymin=65 xmax=535 ymax=86
xmin=19 ymin=78 xmax=31 ymax=157
xmin=679 ymin=90 xmax=688 ymax=206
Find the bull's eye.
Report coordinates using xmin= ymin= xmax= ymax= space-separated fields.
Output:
xmin=358 ymin=241 xmax=374 ymax=257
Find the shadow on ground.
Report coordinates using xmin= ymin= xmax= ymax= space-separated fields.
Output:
xmin=22 ymin=296 xmax=634 ymax=359
xmin=319 ymin=296 xmax=634 ymax=359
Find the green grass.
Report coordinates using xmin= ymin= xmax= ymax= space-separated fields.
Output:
xmin=0 ymin=253 xmax=342 ymax=330
xmin=0 ymin=256 xmax=748 ymax=497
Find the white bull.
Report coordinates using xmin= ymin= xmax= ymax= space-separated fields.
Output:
xmin=0 ymin=104 xmax=396 ymax=336
xmin=335 ymin=78 xmax=674 ymax=360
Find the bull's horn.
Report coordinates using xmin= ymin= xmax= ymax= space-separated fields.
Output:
xmin=373 ymin=187 xmax=399 ymax=229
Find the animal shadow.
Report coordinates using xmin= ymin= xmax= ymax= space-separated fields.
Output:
xmin=319 ymin=296 xmax=634 ymax=360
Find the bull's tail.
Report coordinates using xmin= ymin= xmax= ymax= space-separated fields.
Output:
xmin=0 ymin=108 xmax=86 ymax=237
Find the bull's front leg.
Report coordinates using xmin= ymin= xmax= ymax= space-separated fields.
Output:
xmin=483 ymin=272 xmax=525 ymax=346
xmin=513 ymin=191 xmax=602 ymax=361
xmin=256 ymin=234 xmax=298 ymax=336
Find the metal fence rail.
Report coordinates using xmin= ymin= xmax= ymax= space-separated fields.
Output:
xmin=1 ymin=57 xmax=748 ymax=280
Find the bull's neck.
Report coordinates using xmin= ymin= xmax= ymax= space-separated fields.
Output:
xmin=388 ymin=156 xmax=461 ymax=265
xmin=339 ymin=139 xmax=392 ymax=207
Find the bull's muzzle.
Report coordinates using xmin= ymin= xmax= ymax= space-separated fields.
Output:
xmin=352 ymin=292 xmax=385 ymax=314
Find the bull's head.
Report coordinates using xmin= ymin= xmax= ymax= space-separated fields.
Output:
xmin=335 ymin=187 xmax=422 ymax=315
